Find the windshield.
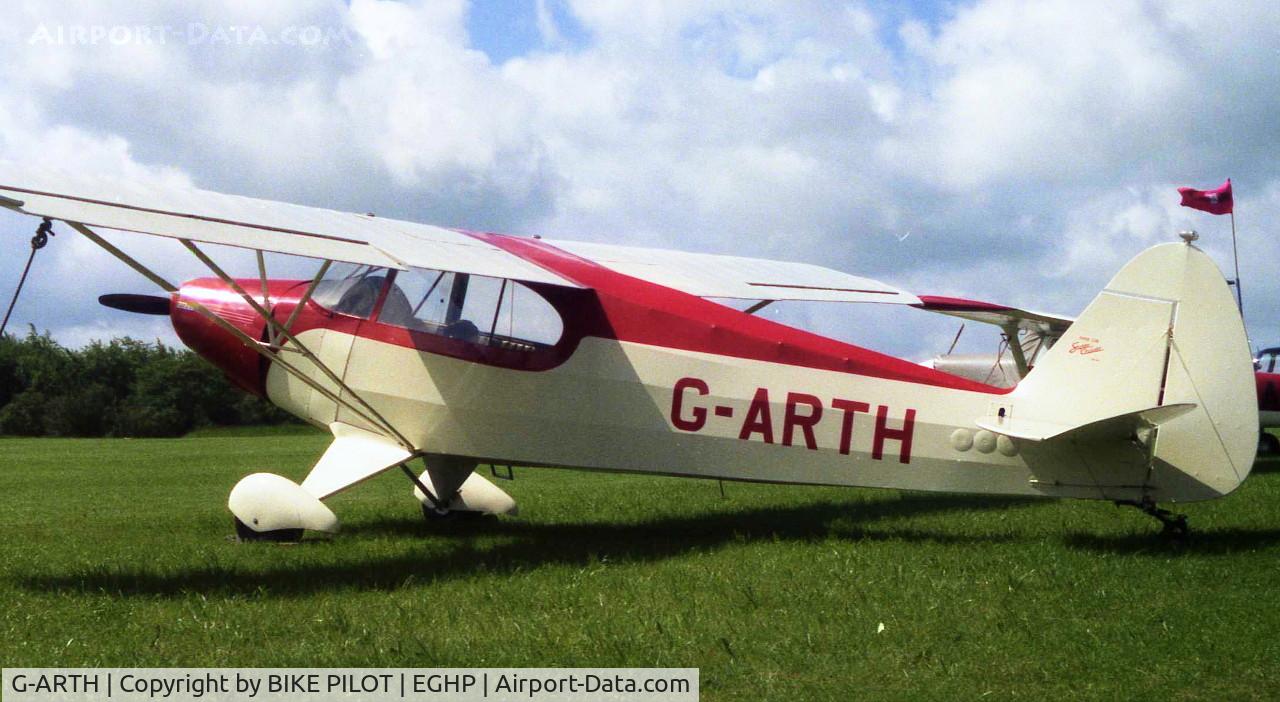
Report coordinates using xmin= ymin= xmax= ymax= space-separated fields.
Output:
xmin=311 ymin=264 xmax=388 ymax=319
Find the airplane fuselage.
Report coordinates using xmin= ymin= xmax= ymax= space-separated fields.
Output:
xmin=171 ymin=234 xmax=1184 ymax=505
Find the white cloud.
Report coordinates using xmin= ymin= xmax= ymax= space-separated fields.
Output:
xmin=534 ymin=0 xmax=565 ymax=49
xmin=0 ymin=0 xmax=1277 ymax=362
xmin=885 ymin=0 xmax=1280 ymax=193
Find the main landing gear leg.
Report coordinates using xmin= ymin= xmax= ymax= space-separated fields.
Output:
xmin=1116 ymin=498 xmax=1189 ymax=540
xmin=404 ymin=455 xmax=478 ymax=521
xmin=398 ymin=463 xmax=452 ymax=519
xmin=400 ymin=454 xmax=518 ymax=522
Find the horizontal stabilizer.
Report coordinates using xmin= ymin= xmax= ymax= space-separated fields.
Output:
xmin=977 ymin=402 xmax=1196 ymax=441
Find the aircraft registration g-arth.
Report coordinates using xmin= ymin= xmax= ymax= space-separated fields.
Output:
xmin=0 ymin=165 xmax=1259 ymax=540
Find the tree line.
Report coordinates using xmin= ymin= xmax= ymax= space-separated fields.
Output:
xmin=0 ymin=328 xmax=296 ymax=437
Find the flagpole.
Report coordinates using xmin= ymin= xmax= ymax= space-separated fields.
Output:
xmin=1230 ymin=209 xmax=1243 ymax=321
xmin=1178 ymin=178 xmax=1243 ymax=321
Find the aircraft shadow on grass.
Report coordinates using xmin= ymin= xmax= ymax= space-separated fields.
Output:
xmin=19 ymin=494 xmax=1045 ymax=598
xmin=1249 ymin=455 xmax=1280 ymax=474
xmin=1064 ymin=528 xmax=1280 ymax=556
xmin=1060 ymin=455 xmax=1280 ymax=554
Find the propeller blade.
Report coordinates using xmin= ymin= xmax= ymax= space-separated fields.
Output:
xmin=98 ymin=293 xmax=171 ymax=316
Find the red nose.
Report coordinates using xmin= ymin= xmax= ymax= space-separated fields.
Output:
xmin=170 ymin=278 xmax=272 ymax=396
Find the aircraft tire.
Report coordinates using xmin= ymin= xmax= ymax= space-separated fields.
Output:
xmin=1261 ymin=433 xmax=1280 ymax=455
xmin=420 ymin=505 xmax=494 ymax=523
xmin=422 ymin=504 xmax=454 ymax=521
xmin=234 ymin=517 xmax=304 ymax=543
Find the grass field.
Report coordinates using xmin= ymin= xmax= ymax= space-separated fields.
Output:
xmin=1 ymin=428 xmax=1278 ymax=701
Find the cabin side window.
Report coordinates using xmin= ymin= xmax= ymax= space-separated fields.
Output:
xmin=1260 ymin=348 xmax=1279 ymax=373
xmin=378 ymin=269 xmax=564 ymax=349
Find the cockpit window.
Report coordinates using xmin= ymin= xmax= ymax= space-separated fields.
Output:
xmin=1260 ymin=348 xmax=1279 ymax=373
xmin=378 ymin=269 xmax=563 ymax=349
xmin=311 ymin=264 xmax=388 ymax=320
xmin=309 ymin=264 xmax=565 ymax=353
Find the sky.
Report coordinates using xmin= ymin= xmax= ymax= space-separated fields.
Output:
xmin=0 ymin=0 xmax=1277 ymax=362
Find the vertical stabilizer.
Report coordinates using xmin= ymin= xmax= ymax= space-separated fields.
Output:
xmin=980 ymin=243 xmax=1256 ymax=501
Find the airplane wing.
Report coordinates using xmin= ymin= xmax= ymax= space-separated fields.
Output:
xmin=0 ymin=163 xmax=579 ymax=288
xmin=913 ymin=295 xmax=1072 ymax=334
xmin=545 ymin=238 xmax=920 ymax=305
xmin=0 ymin=162 xmax=916 ymax=305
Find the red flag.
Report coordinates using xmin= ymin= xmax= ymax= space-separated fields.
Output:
xmin=1178 ymin=179 xmax=1233 ymax=215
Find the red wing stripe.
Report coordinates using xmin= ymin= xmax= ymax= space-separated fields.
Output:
xmin=746 ymin=282 xmax=899 ymax=295
xmin=914 ymin=295 xmax=1015 ymax=313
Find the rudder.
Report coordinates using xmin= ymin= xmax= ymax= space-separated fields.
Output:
xmin=981 ymin=243 xmax=1256 ymax=501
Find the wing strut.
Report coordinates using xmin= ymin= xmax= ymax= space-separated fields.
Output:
xmin=256 ymin=250 xmax=273 ymax=345
xmin=71 ymin=223 xmax=412 ymax=449
xmin=179 ymin=239 xmax=414 ymax=449
xmin=281 ymin=259 xmax=331 ymax=337
xmin=1004 ymin=324 xmax=1030 ymax=377
xmin=73 ymin=224 xmax=177 ymax=292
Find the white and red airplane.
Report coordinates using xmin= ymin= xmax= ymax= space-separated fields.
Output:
xmin=0 ymin=165 xmax=1258 ymax=540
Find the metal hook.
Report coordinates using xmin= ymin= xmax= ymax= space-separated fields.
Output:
xmin=31 ymin=218 xmax=54 ymax=250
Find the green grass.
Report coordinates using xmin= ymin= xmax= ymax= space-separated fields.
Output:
xmin=182 ymin=423 xmax=324 ymax=438
xmin=1 ymin=434 xmax=1279 ymax=701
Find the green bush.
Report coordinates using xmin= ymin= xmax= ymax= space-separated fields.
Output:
xmin=113 ymin=401 xmax=189 ymax=438
xmin=43 ymin=382 xmax=117 ymax=437
xmin=0 ymin=328 xmax=298 ymax=437
xmin=0 ymin=389 xmax=48 ymax=436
